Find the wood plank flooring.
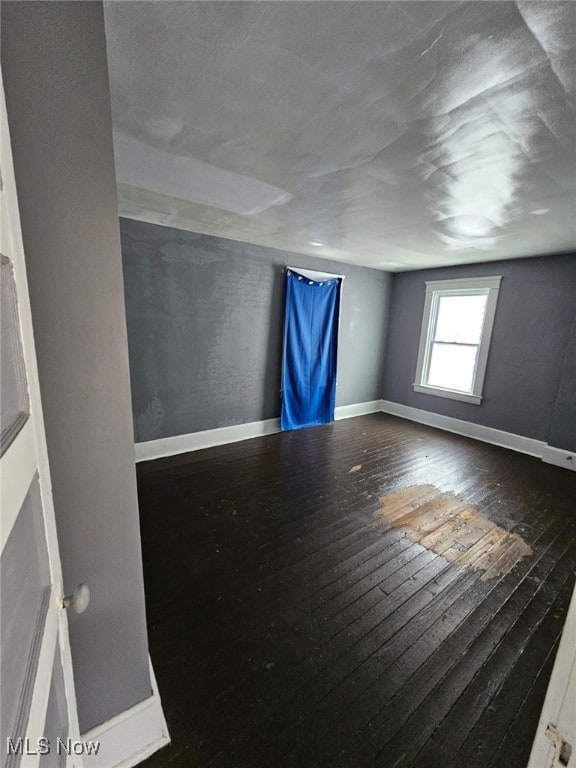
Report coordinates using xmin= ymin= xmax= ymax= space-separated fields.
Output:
xmin=136 ymin=413 xmax=576 ymax=768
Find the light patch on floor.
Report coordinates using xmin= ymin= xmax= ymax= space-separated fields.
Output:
xmin=376 ymin=484 xmax=533 ymax=581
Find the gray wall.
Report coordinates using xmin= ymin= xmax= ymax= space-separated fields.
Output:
xmin=120 ymin=217 xmax=392 ymax=442
xmin=2 ymin=1 xmax=151 ymax=731
xmin=382 ymin=253 xmax=576 ymax=450
xmin=548 ymin=306 xmax=576 ymax=452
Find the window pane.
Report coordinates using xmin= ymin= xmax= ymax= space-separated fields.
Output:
xmin=426 ymin=342 xmax=478 ymax=392
xmin=434 ymin=294 xmax=487 ymax=344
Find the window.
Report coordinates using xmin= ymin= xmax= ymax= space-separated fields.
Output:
xmin=414 ymin=276 xmax=501 ymax=404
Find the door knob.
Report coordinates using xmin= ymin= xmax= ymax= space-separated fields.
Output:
xmin=62 ymin=583 xmax=90 ymax=613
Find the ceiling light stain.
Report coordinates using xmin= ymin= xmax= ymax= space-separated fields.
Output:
xmin=104 ymin=1 xmax=576 ymax=270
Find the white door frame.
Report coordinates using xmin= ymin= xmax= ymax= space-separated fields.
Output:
xmin=1 ymin=69 xmax=82 ymax=768
xmin=527 ymin=583 xmax=576 ymax=768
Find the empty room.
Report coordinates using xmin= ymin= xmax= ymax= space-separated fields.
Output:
xmin=1 ymin=2 xmax=575 ymax=768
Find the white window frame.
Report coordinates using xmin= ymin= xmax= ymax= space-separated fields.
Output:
xmin=413 ymin=276 xmax=502 ymax=405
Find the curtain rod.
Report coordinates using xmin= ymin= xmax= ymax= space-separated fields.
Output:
xmin=286 ymin=266 xmax=345 ymax=281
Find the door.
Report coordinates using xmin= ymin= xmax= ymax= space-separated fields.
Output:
xmin=1 ymin=72 xmax=83 ymax=768
xmin=281 ymin=267 xmax=343 ymax=431
xmin=527 ymin=584 xmax=576 ymax=768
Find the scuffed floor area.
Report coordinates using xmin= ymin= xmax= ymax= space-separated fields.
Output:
xmin=376 ymin=484 xmax=533 ymax=581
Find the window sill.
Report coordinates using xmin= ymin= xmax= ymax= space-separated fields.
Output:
xmin=413 ymin=384 xmax=482 ymax=405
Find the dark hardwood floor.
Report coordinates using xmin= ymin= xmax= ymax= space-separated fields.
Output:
xmin=136 ymin=413 xmax=576 ymax=768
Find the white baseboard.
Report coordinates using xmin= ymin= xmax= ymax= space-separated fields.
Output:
xmin=81 ymin=658 xmax=169 ymax=768
xmin=135 ymin=416 xmax=281 ymax=462
xmin=135 ymin=400 xmax=382 ymax=462
xmin=134 ymin=398 xmax=574 ymax=472
xmin=379 ymin=399 xmax=547 ymax=458
xmin=380 ymin=399 xmax=576 ymax=471
xmin=541 ymin=445 xmax=576 ymax=472
xmin=334 ymin=400 xmax=382 ymax=420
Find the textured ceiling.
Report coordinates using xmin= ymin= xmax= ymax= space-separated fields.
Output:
xmin=104 ymin=1 xmax=576 ymax=271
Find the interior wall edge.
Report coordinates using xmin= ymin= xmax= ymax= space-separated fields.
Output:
xmin=1 ymin=0 xmax=153 ymax=731
xmin=80 ymin=656 xmax=169 ymax=768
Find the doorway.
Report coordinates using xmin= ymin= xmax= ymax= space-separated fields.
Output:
xmin=281 ymin=267 xmax=343 ymax=431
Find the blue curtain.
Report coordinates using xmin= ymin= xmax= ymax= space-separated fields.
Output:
xmin=281 ymin=269 xmax=341 ymax=431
